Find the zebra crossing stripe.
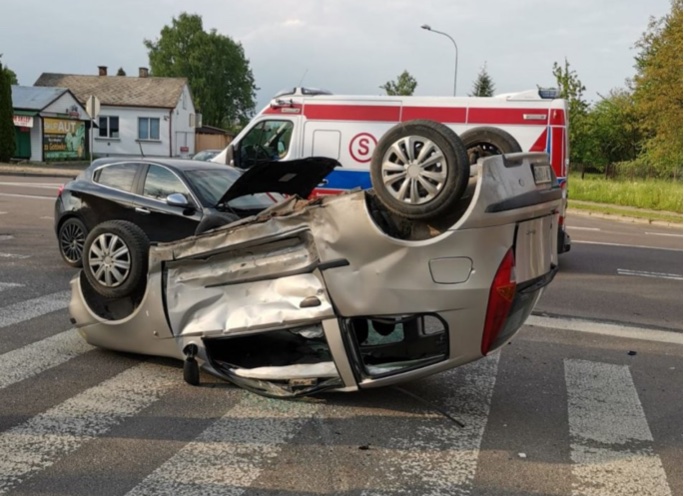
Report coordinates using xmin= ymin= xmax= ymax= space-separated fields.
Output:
xmin=0 ymin=363 xmax=178 ymax=495
xmin=565 ymin=359 xmax=672 ymax=496
xmin=126 ymin=392 xmax=321 ymax=496
xmin=0 ymin=329 xmax=93 ymax=390
xmin=0 ymin=282 xmax=21 ymax=293
xmin=0 ymin=253 xmax=30 ymax=259
xmin=0 ymin=291 xmax=70 ymax=328
xmin=358 ymin=354 xmax=500 ymax=495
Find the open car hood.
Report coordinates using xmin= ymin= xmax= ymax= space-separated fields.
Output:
xmin=216 ymin=157 xmax=339 ymax=205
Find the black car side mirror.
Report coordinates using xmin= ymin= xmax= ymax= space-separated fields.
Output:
xmin=167 ymin=193 xmax=196 ymax=216
xmin=166 ymin=193 xmax=190 ymax=208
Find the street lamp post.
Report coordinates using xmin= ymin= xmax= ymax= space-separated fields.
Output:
xmin=421 ymin=24 xmax=458 ymax=96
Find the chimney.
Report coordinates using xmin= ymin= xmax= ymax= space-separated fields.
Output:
xmin=98 ymin=66 xmax=108 ymax=76
xmin=139 ymin=67 xmax=149 ymax=78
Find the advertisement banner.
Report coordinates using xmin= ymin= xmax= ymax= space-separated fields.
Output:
xmin=13 ymin=115 xmax=34 ymax=128
xmin=43 ymin=118 xmax=86 ymax=160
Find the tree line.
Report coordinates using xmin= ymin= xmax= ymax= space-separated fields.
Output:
xmin=382 ymin=0 xmax=682 ymax=180
xmin=1 ymin=3 xmax=681 ymax=177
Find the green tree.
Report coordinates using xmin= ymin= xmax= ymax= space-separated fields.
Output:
xmin=632 ymin=0 xmax=682 ymax=178
xmin=584 ymin=89 xmax=641 ymax=177
xmin=380 ymin=70 xmax=417 ymax=96
xmin=116 ymin=67 xmax=126 ymax=76
xmin=0 ymin=57 xmax=16 ymax=162
xmin=552 ymin=58 xmax=590 ymax=169
xmin=144 ymin=12 xmax=257 ymax=131
xmin=0 ymin=54 xmax=17 ymax=85
xmin=469 ymin=63 xmax=495 ymax=96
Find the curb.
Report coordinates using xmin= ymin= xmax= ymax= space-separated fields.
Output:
xmin=567 ymin=207 xmax=682 ymax=228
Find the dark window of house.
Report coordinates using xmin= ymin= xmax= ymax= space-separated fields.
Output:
xmin=138 ymin=117 xmax=160 ymax=140
xmin=143 ymin=164 xmax=189 ymax=200
xmin=95 ymin=163 xmax=139 ymax=192
xmin=98 ymin=116 xmax=119 ymax=138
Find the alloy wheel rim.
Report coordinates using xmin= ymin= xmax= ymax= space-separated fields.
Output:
xmin=59 ymin=222 xmax=86 ymax=263
xmin=88 ymin=233 xmax=131 ymax=288
xmin=381 ymin=136 xmax=447 ymax=204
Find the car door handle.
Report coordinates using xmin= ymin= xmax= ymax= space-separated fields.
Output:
xmin=135 ymin=207 xmax=151 ymax=215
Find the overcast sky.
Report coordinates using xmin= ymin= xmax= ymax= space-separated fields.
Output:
xmin=0 ymin=0 xmax=671 ymax=111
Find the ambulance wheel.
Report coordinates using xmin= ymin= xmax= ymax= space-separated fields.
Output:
xmin=83 ymin=220 xmax=149 ymax=299
xmin=460 ymin=126 xmax=522 ymax=165
xmin=370 ymin=120 xmax=469 ymax=221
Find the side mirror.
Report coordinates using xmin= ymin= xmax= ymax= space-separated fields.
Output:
xmin=166 ymin=193 xmax=190 ymax=208
xmin=229 ymin=143 xmax=240 ymax=169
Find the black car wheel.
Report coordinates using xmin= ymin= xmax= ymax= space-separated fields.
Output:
xmin=83 ymin=220 xmax=149 ymax=299
xmin=460 ymin=126 xmax=522 ymax=164
xmin=58 ymin=217 xmax=87 ymax=268
xmin=370 ymin=120 xmax=470 ymax=221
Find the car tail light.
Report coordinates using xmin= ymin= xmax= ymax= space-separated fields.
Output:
xmin=57 ymin=184 xmax=65 ymax=197
xmin=481 ymin=248 xmax=517 ymax=356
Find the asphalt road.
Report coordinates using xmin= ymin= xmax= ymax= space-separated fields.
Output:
xmin=538 ymin=214 xmax=683 ymax=331
xmin=0 ymin=176 xmax=681 ymax=496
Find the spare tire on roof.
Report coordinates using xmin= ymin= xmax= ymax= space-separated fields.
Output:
xmin=369 ymin=119 xmax=470 ymax=221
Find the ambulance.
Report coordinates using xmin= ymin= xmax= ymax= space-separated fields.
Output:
xmin=213 ymin=87 xmax=571 ymax=253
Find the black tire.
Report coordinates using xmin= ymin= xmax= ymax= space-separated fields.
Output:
xmin=460 ymin=126 xmax=522 ymax=165
xmin=194 ymin=212 xmax=239 ymax=236
xmin=370 ymin=120 xmax=469 ymax=221
xmin=82 ymin=220 xmax=149 ymax=299
xmin=58 ymin=217 xmax=87 ymax=268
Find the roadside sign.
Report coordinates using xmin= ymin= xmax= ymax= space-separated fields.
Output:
xmin=86 ymin=95 xmax=101 ymax=119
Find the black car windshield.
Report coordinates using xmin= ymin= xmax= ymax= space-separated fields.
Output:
xmin=184 ymin=168 xmax=278 ymax=209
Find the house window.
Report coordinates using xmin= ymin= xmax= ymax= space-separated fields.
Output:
xmin=138 ymin=117 xmax=160 ymax=140
xmin=98 ymin=116 xmax=119 ymax=138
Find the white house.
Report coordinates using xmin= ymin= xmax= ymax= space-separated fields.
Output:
xmin=34 ymin=66 xmax=198 ymax=159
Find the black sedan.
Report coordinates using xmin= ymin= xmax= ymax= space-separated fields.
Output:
xmin=55 ymin=157 xmax=336 ymax=268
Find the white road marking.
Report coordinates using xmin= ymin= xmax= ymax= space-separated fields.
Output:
xmin=0 ymin=291 xmax=70 ymax=328
xmin=569 ymin=226 xmax=601 ymax=231
xmin=126 ymin=392 xmax=321 ymax=496
xmin=574 ymin=240 xmax=682 ymax=252
xmin=618 ymin=268 xmax=682 ymax=281
xmin=359 ymin=354 xmax=500 ymax=496
xmin=0 ymin=212 xmax=6 ymax=215
xmin=0 ymin=329 xmax=93 ymax=389
xmin=0 ymin=363 xmax=177 ymax=495
xmin=526 ymin=315 xmax=682 ymax=344
xmin=645 ymin=232 xmax=682 ymax=238
xmin=0 ymin=253 xmax=30 ymax=259
xmin=0 ymin=282 xmax=21 ymax=292
xmin=0 ymin=192 xmax=54 ymax=201
xmin=0 ymin=235 xmax=13 ymax=241
xmin=565 ymin=359 xmax=672 ymax=496
xmin=0 ymin=182 xmax=63 ymax=189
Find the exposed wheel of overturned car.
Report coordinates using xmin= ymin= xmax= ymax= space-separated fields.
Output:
xmin=58 ymin=217 xmax=87 ymax=268
xmin=459 ymin=126 xmax=522 ymax=165
xmin=194 ymin=212 xmax=240 ymax=236
xmin=82 ymin=220 xmax=150 ymax=299
xmin=370 ymin=119 xmax=470 ymax=221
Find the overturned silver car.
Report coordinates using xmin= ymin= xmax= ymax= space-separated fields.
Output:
xmin=69 ymin=121 xmax=561 ymax=398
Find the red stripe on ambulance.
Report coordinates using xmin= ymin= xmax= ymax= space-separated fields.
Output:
xmin=469 ymin=108 xmax=549 ymax=125
xmin=303 ymin=104 xmax=401 ymax=122
xmin=401 ymin=107 xmax=467 ymax=123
